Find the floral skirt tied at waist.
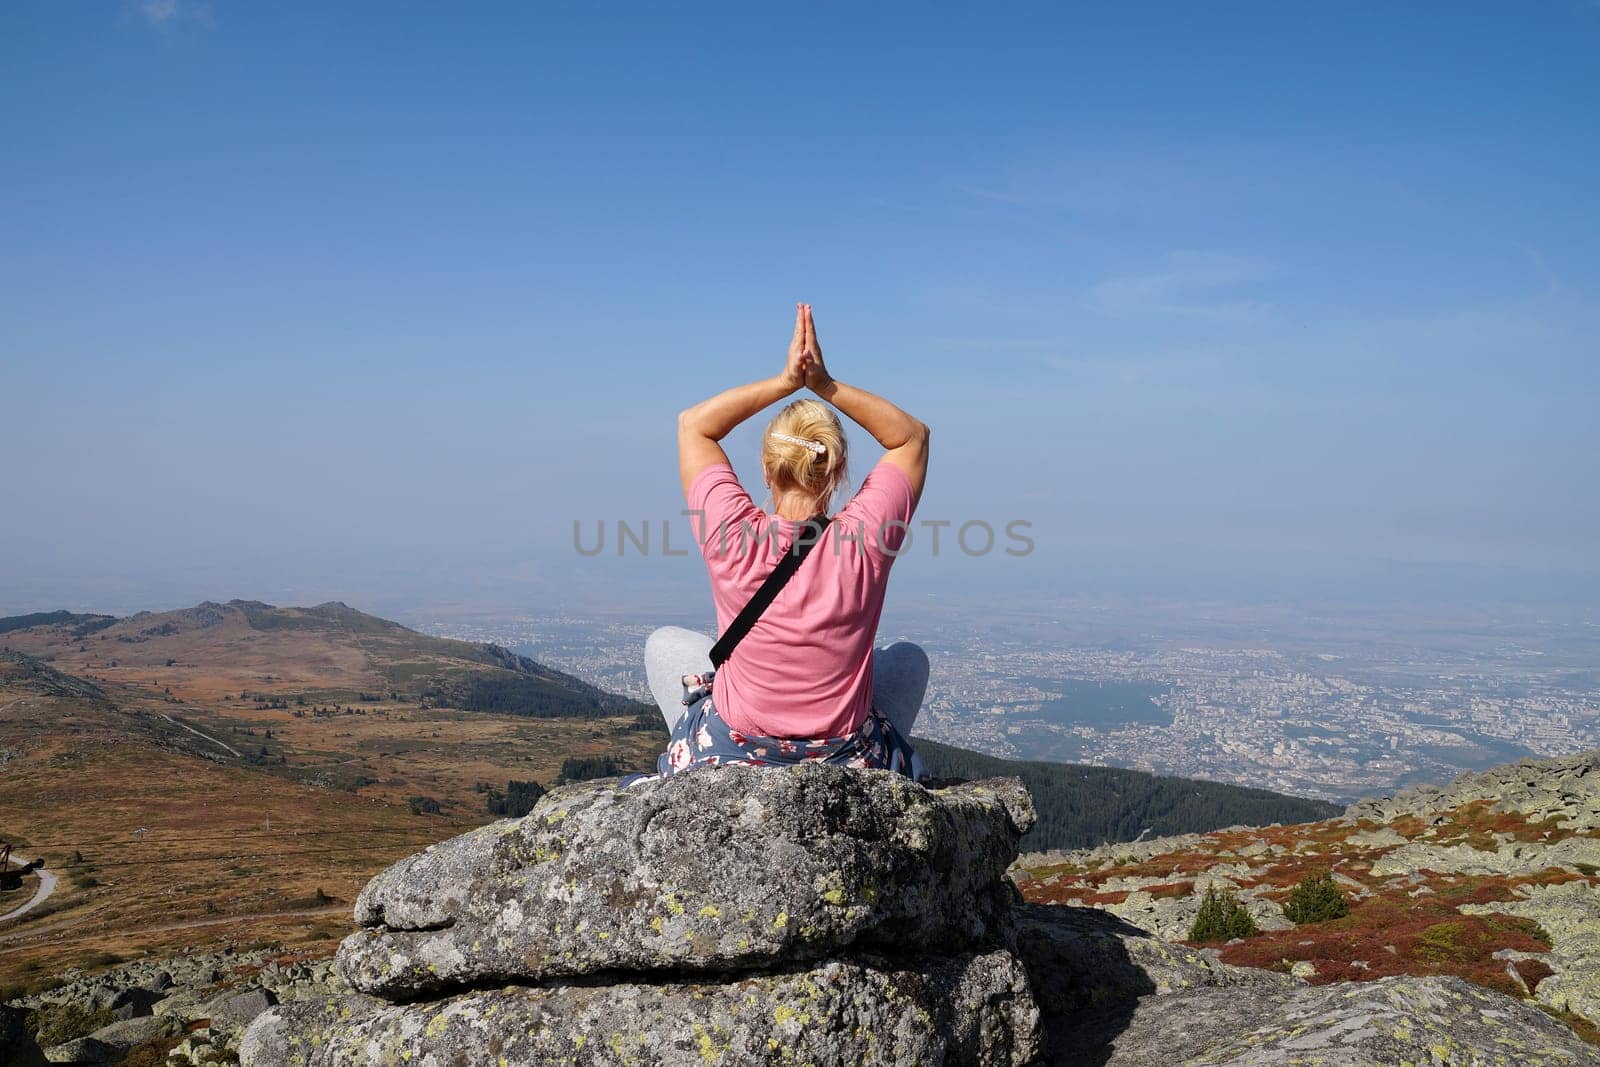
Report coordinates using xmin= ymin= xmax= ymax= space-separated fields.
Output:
xmin=655 ymin=669 xmax=923 ymax=781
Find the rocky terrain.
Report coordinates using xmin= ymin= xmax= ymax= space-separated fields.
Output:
xmin=1014 ymin=748 xmax=1600 ymax=1051
xmin=223 ymin=762 xmax=1598 ymax=1066
xmin=1 ymin=943 xmax=348 ymax=1064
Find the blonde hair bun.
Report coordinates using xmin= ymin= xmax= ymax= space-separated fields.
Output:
xmin=762 ymin=399 xmax=848 ymax=513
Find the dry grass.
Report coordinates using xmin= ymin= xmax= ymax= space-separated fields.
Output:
xmin=0 ymin=605 xmax=665 ymax=976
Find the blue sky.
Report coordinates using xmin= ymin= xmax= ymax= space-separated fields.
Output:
xmin=2 ymin=2 xmax=1596 ymax=615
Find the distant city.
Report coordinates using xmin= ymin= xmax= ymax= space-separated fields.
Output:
xmin=408 ymin=596 xmax=1600 ymax=805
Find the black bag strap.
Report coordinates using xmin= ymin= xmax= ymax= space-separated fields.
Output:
xmin=708 ymin=513 xmax=830 ymax=668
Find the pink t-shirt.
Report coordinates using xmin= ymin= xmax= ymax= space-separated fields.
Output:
xmin=686 ymin=459 xmax=918 ymax=739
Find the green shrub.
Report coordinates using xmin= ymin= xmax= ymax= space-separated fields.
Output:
xmin=406 ymin=796 xmax=442 ymax=816
xmin=1189 ymin=884 xmax=1258 ymax=943
xmin=24 ymin=1002 xmax=116 ymax=1046
xmin=1282 ymin=870 xmax=1350 ymax=924
xmin=558 ymin=755 xmax=630 ymax=782
xmin=486 ymin=779 xmax=547 ymax=818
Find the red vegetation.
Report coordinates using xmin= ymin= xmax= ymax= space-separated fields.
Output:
xmin=1514 ymin=957 xmax=1556 ymax=993
xmin=1213 ymin=887 xmax=1550 ymax=998
xmin=1010 ymin=803 xmax=1600 ymax=1044
xmin=1083 ymin=890 xmax=1131 ymax=906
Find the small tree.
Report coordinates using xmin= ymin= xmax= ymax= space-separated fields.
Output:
xmin=1189 ymin=884 xmax=1258 ymax=943
xmin=1282 ymin=870 xmax=1350 ymax=924
xmin=487 ymin=779 xmax=547 ymax=818
xmin=406 ymin=796 xmax=442 ymax=816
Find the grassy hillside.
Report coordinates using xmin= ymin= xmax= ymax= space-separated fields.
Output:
xmin=0 ymin=603 xmax=668 ymax=978
xmin=917 ymin=738 xmax=1342 ymax=851
xmin=0 ymin=600 xmax=640 ymax=720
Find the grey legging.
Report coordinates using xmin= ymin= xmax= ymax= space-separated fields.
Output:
xmin=644 ymin=625 xmax=928 ymax=742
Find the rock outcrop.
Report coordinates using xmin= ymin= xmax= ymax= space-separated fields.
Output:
xmin=246 ymin=765 xmax=1045 ymax=1066
xmin=337 ymin=765 xmax=1030 ymax=998
xmin=1346 ymin=750 xmax=1600 ymax=830
xmin=240 ymin=762 xmax=1600 ymax=1066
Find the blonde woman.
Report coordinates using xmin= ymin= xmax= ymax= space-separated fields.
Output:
xmin=642 ymin=304 xmax=931 ymax=779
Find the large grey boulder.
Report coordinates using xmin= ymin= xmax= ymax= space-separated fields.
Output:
xmin=207 ymin=986 xmax=279 ymax=1037
xmin=106 ymin=985 xmax=163 ymax=1021
xmin=81 ymin=1012 xmax=184 ymax=1050
xmin=242 ymin=948 xmax=1040 ymax=1067
xmin=1061 ymin=973 xmax=1600 ymax=1066
xmin=337 ymin=765 xmax=1035 ymax=998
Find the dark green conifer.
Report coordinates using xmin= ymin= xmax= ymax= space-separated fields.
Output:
xmin=1189 ymin=884 xmax=1258 ymax=942
xmin=1282 ymin=869 xmax=1350 ymax=924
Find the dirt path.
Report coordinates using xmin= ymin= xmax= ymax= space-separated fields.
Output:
xmin=0 ymin=855 xmax=58 ymax=924
xmin=154 ymin=710 xmax=243 ymax=757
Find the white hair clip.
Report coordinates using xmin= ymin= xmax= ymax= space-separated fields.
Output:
xmin=769 ymin=431 xmax=826 ymax=455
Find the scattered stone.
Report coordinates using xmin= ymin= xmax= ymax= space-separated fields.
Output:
xmin=1372 ymin=836 xmax=1600 ymax=877
xmin=1347 ymin=824 xmax=1407 ymax=848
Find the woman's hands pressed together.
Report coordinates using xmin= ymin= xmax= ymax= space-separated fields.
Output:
xmin=680 ymin=300 xmax=927 ymax=504
xmin=779 ymin=303 xmax=834 ymax=396
xmin=801 ymin=304 xmax=833 ymax=395
xmin=779 ymin=302 xmax=811 ymax=393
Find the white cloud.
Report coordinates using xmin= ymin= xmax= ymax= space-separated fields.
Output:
xmin=1088 ymin=251 xmax=1274 ymax=323
xmin=140 ymin=0 xmax=178 ymax=25
xmin=135 ymin=0 xmax=212 ymax=29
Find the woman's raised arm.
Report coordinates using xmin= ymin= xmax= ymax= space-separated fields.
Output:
xmin=677 ymin=304 xmax=811 ymax=497
xmin=800 ymin=306 xmax=930 ymax=507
